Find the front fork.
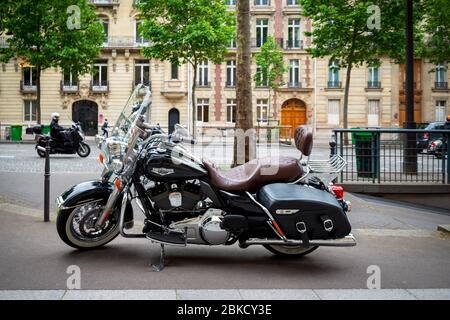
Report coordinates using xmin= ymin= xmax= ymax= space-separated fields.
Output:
xmin=95 ymin=169 xmax=122 ymax=228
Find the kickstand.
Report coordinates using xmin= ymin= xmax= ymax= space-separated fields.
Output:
xmin=150 ymin=244 xmax=166 ymax=272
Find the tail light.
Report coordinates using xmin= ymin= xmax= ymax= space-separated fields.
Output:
xmin=424 ymin=133 xmax=429 ymax=139
xmin=331 ymin=184 xmax=344 ymax=200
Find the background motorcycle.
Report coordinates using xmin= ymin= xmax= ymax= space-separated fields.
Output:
xmin=32 ymin=122 xmax=90 ymax=158
xmin=428 ymin=137 xmax=447 ymax=159
xmin=55 ymin=85 xmax=355 ymax=267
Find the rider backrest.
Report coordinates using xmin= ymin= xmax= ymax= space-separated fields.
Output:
xmin=294 ymin=126 xmax=313 ymax=157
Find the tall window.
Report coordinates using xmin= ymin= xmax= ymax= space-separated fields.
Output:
xmin=256 ymin=65 xmax=268 ymax=87
xmin=226 ymin=0 xmax=236 ymax=5
xmin=328 ymin=60 xmax=340 ymax=88
xmin=22 ymin=67 xmax=37 ymax=87
xmin=226 ymin=60 xmax=237 ymax=87
xmin=328 ymin=99 xmax=340 ymax=125
xmin=368 ymin=66 xmax=380 ymax=88
xmin=289 ymin=59 xmax=300 ymax=88
xmin=256 ymin=99 xmax=268 ymax=123
xmin=63 ymin=71 xmax=78 ymax=87
xmin=256 ymin=19 xmax=268 ymax=48
xmin=368 ymin=100 xmax=380 ymax=126
xmin=197 ymin=99 xmax=209 ymax=122
xmin=98 ymin=17 xmax=109 ymax=44
xmin=171 ymin=63 xmax=179 ymax=80
xmin=287 ymin=0 xmax=299 ymax=5
xmin=134 ymin=60 xmax=150 ymax=86
xmin=435 ymin=100 xmax=447 ymax=121
xmin=287 ymin=19 xmax=301 ymax=48
xmin=24 ymin=100 xmax=37 ymax=122
xmin=436 ymin=64 xmax=447 ymax=88
xmin=255 ymin=0 xmax=270 ymax=5
xmin=135 ymin=20 xmax=148 ymax=45
xmin=227 ymin=99 xmax=236 ymax=123
xmin=229 ymin=37 xmax=237 ymax=49
xmin=197 ymin=60 xmax=209 ymax=87
xmin=92 ymin=60 xmax=108 ymax=88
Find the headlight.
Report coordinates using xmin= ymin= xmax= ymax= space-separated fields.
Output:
xmin=111 ymin=159 xmax=124 ymax=174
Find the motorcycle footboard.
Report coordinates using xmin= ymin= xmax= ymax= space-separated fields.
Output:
xmin=258 ymin=183 xmax=351 ymax=240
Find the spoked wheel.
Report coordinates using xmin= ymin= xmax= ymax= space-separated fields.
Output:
xmin=76 ymin=143 xmax=91 ymax=157
xmin=263 ymin=244 xmax=319 ymax=257
xmin=57 ymin=203 xmax=119 ymax=250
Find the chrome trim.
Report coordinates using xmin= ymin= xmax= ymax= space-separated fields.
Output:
xmin=119 ymin=185 xmax=145 ymax=238
xmin=57 ymin=198 xmax=103 ymax=210
xmin=240 ymin=234 xmax=357 ymax=248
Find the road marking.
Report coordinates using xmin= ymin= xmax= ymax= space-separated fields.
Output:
xmin=0 ymin=155 xmax=14 ymax=159
xmin=0 ymin=289 xmax=448 ymax=300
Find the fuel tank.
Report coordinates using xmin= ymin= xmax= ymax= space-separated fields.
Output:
xmin=143 ymin=144 xmax=208 ymax=181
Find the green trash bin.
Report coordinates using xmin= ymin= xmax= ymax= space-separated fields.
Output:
xmin=41 ymin=125 xmax=50 ymax=135
xmin=10 ymin=125 xmax=23 ymax=141
xmin=351 ymin=128 xmax=379 ymax=178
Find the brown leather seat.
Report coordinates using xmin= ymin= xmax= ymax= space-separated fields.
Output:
xmin=203 ymin=157 xmax=303 ymax=192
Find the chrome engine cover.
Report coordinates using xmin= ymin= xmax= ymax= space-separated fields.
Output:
xmin=169 ymin=208 xmax=229 ymax=245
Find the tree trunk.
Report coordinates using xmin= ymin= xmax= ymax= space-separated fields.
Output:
xmin=36 ymin=65 xmax=41 ymax=124
xmin=233 ymin=0 xmax=254 ymax=167
xmin=191 ymin=62 xmax=197 ymax=139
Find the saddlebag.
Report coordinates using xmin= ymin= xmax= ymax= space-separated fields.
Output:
xmin=258 ymin=183 xmax=351 ymax=240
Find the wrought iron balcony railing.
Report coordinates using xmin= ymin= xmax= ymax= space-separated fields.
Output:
xmin=285 ymin=39 xmax=303 ymax=50
xmin=60 ymin=81 xmax=79 ymax=93
xmin=434 ymin=82 xmax=448 ymax=90
xmin=367 ymin=81 xmax=381 ymax=89
xmin=103 ymin=37 xmax=149 ymax=48
xmin=20 ymin=81 xmax=37 ymax=93
xmin=90 ymin=80 xmax=109 ymax=93
xmin=328 ymin=81 xmax=342 ymax=88
xmin=288 ymin=82 xmax=302 ymax=88
xmin=90 ymin=0 xmax=119 ymax=6
xmin=196 ymin=81 xmax=211 ymax=88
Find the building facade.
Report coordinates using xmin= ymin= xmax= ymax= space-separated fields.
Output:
xmin=0 ymin=0 xmax=449 ymax=140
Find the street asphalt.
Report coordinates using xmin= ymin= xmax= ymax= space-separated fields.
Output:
xmin=0 ymin=142 xmax=449 ymax=299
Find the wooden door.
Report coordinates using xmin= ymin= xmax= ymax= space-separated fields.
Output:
xmin=281 ymin=99 xmax=306 ymax=138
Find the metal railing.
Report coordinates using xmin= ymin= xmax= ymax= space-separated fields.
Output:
xmin=90 ymin=80 xmax=109 ymax=93
xmin=327 ymin=81 xmax=342 ymax=88
xmin=434 ymin=82 xmax=448 ymax=90
xmin=60 ymin=81 xmax=79 ymax=93
xmin=285 ymin=39 xmax=304 ymax=50
xmin=20 ymin=80 xmax=37 ymax=93
xmin=367 ymin=81 xmax=381 ymax=89
xmin=332 ymin=128 xmax=450 ymax=184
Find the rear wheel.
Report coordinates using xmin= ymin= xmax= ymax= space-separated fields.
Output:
xmin=76 ymin=143 xmax=90 ymax=157
xmin=263 ymin=244 xmax=318 ymax=257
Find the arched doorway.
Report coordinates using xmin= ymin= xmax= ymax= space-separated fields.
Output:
xmin=281 ymin=99 xmax=307 ymax=138
xmin=168 ymin=108 xmax=180 ymax=134
xmin=72 ymin=100 xmax=98 ymax=136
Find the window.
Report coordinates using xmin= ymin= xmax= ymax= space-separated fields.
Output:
xmin=22 ymin=67 xmax=37 ymax=87
xmin=135 ymin=20 xmax=148 ymax=45
xmin=368 ymin=66 xmax=380 ymax=88
xmin=229 ymin=37 xmax=237 ymax=49
xmin=23 ymin=100 xmax=37 ymax=122
xmin=289 ymin=59 xmax=300 ymax=88
xmin=435 ymin=64 xmax=447 ymax=89
xmin=256 ymin=19 xmax=268 ymax=48
xmin=287 ymin=0 xmax=299 ymax=5
xmin=435 ymin=100 xmax=447 ymax=121
xmin=171 ymin=63 xmax=179 ymax=80
xmin=255 ymin=0 xmax=270 ymax=5
xmin=92 ymin=60 xmax=108 ymax=88
xmin=256 ymin=99 xmax=268 ymax=123
xmin=227 ymin=99 xmax=236 ymax=123
xmin=197 ymin=60 xmax=209 ymax=87
xmin=197 ymin=99 xmax=209 ymax=122
xmin=287 ymin=19 xmax=301 ymax=48
xmin=134 ymin=60 xmax=150 ymax=86
xmin=368 ymin=100 xmax=380 ymax=126
xmin=328 ymin=60 xmax=340 ymax=88
xmin=226 ymin=0 xmax=236 ymax=5
xmin=63 ymin=71 xmax=78 ymax=87
xmin=226 ymin=60 xmax=237 ymax=87
xmin=256 ymin=65 xmax=268 ymax=87
xmin=328 ymin=99 xmax=340 ymax=125
xmin=98 ymin=17 xmax=109 ymax=44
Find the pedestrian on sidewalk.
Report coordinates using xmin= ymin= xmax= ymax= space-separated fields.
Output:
xmin=101 ymin=119 xmax=109 ymax=138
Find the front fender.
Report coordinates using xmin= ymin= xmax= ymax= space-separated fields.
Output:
xmin=56 ymin=180 xmax=114 ymax=210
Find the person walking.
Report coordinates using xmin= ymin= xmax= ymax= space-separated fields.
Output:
xmin=101 ymin=119 xmax=109 ymax=137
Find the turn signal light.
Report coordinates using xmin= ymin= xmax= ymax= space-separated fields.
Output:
xmin=115 ymin=179 xmax=122 ymax=190
xmin=331 ymin=185 xmax=344 ymax=200
xmin=99 ymin=153 xmax=104 ymax=164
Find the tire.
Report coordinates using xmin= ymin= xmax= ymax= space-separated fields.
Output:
xmin=76 ymin=143 xmax=90 ymax=158
xmin=56 ymin=202 xmax=120 ymax=250
xmin=263 ymin=244 xmax=318 ymax=257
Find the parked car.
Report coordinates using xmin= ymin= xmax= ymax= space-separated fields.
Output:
xmin=417 ymin=122 xmax=445 ymax=153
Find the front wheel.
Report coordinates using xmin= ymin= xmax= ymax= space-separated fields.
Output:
xmin=56 ymin=202 xmax=119 ymax=250
xmin=263 ymin=244 xmax=318 ymax=257
xmin=76 ymin=143 xmax=90 ymax=157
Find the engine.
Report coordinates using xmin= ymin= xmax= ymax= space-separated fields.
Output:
xmin=169 ymin=209 xmax=230 ymax=245
xmin=146 ymin=181 xmax=203 ymax=211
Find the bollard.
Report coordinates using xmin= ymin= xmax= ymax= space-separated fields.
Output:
xmin=329 ymin=134 xmax=337 ymax=158
xmin=38 ymin=140 xmax=50 ymax=222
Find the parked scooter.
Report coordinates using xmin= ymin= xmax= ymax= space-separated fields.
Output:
xmin=31 ymin=122 xmax=90 ymax=158
xmin=55 ymin=85 xmax=355 ymax=269
xmin=428 ymin=137 xmax=447 ymax=159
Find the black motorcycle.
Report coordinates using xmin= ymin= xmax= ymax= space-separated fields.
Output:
xmin=55 ymin=85 xmax=355 ymax=269
xmin=32 ymin=122 xmax=90 ymax=158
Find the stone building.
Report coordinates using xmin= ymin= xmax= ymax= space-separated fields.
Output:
xmin=0 ymin=0 xmax=448 ymax=140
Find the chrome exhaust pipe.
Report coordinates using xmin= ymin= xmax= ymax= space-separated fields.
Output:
xmin=239 ymin=234 xmax=357 ymax=249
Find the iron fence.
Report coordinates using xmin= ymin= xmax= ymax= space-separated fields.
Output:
xmin=333 ymin=128 xmax=450 ymax=185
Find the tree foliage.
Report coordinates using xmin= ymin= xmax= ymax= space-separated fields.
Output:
xmin=254 ymin=36 xmax=286 ymax=90
xmin=422 ymin=0 xmax=450 ymax=65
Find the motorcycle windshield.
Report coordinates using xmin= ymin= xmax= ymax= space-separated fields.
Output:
xmin=111 ymin=84 xmax=150 ymax=142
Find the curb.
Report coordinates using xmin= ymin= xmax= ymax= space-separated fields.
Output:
xmin=437 ymin=225 xmax=450 ymax=234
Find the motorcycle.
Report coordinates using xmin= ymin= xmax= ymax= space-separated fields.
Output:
xmin=55 ymin=85 xmax=356 ymax=269
xmin=428 ymin=137 xmax=447 ymax=159
xmin=32 ymin=122 xmax=91 ymax=158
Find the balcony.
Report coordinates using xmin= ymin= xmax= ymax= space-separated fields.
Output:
xmin=254 ymin=0 xmax=271 ymax=5
xmin=89 ymin=0 xmax=119 ymax=6
xmin=90 ymin=80 xmax=109 ymax=93
xmin=434 ymin=82 xmax=448 ymax=90
xmin=196 ymin=81 xmax=211 ymax=88
xmin=20 ymin=81 xmax=37 ymax=93
xmin=288 ymin=82 xmax=302 ymax=89
xmin=327 ymin=81 xmax=342 ymax=89
xmin=285 ymin=39 xmax=304 ymax=50
xmin=367 ymin=81 xmax=381 ymax=89
xmin=60 ymin=81 xmax=79 ymax=93
xmin=225 ymin=82 xmax=236 ymax=88
xmin=251 ymin=37 xmax=283 ymax=49
xmin=103 ymin=37 xmax=148 ymax=49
